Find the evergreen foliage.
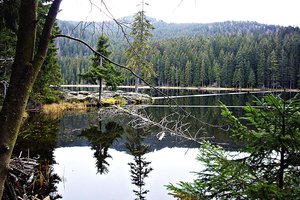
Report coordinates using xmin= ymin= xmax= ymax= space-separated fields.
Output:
xmin=0 ymin=28 xmax=15 ymax=82
xmin=0 ymin=0 xmax=62 ymax=104
xmin=150 ymin=31 xmax=300 ymax=88
xmin=31 ymin=1 xmax=62 ymax=103
xmin=126 ymin=129 xmax=153 ymax=200
xmin=167 ymin=94 xmax=300 ymax=199
xmin=0 ymin=0 xmax=19 ymax=90
xmin=32 ymin=41 xmax=62 ymax=104
xmin=126 ymin=10 xmax=155 ymax=92
xmin=80 ymin=34 xmax=123 ymax=91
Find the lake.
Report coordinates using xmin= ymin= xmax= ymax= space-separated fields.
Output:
xmin=14 ymin=90 xmax=296 ymax=199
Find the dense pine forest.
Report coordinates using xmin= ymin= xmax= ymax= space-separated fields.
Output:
xmin=2 ymin=18 xmax=300 ymax=90
xmin=57 ymin=19 xmax=300 ymax=89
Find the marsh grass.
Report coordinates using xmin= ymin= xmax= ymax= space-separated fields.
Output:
xmin=42 ymin=101 xmax=89 ymax=114
xmin=42 ymin=96 xmax=129 ymax=115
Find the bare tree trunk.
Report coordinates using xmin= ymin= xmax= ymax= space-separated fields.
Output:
xmin=135 ymin=65 xmax=141 ymax=93
xmin=97 ymin=57 xmax=103 ymax=107
xmin=0 ymin=0 xmax=62 ymax=198
xmin=100 ymin=57 xmax=104 ymax=94
xmin=135 ymin=76 xmax=139 ymax=93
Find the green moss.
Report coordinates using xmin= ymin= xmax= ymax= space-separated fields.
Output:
xmin=101 ymin=96 xmax=127 ymax=106
xmin=114 ymin=95 xmax=127 ymax=105
xmin=101 ymin=97 xmax=116 ymax=105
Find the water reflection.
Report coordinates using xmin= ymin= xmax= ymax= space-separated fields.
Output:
xmin=16 ymin=113 xmax=62 ymax=199
xmin=14 ymin=92 xmax=297 ymax=199
xmin=80 ymin=118 xmax=153 ymax=199
xmin=126 ymin=129 xmax=153 ymax=200
xmin=80 ymin=121 xmax=123 ymax=174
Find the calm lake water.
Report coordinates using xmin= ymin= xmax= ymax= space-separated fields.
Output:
xmin=14 ymin=90 xmax=297 ymax=199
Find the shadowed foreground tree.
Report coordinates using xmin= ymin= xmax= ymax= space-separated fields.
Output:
xmin=0 ymin=0 xmax=62 ymax=198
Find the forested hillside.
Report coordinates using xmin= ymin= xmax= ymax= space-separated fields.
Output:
xmin=57 ymin=19 xmax=300 ymax=89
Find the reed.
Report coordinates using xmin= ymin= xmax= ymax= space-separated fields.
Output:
xmin=42 ymin=101 xmax=88 ymax=114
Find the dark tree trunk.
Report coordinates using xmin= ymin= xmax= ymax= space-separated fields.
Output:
xmin=278 ymin=104 xmax=286 ymax=189
xmin=98 ymin=77 xmax=102 ymax=106
xmin=135 ymin=65 xmax=141 ymax=93
xmin=97 ymin=57 xmax=103 ymax=107
xmin=0 ymin=0 xmax=62 ymax=198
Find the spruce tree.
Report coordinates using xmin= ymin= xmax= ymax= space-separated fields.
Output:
xmin=232 ymin=68 xmax=242 ymax=88
xmin=213 ymin=61 xmax=220 ymax=87
xmin=167 ymin=94 xmax=300 ymax=199
xmin=184 ymin=60 xmax=192 ymax=86
xmin=126 ymin=5 xmax=154 ymax=92
xmin=80 ymin=34 xmax=123 ymax=103
xmin=199 ymin=59 xmax=206 ymax=87
xmin=269 ymin=50 xmax=280 ymax=89
xmin=247 ymin=68 xmax=256 ymax=88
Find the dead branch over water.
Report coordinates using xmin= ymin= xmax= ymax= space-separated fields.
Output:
xmin=99 ymin=105 xmax=214 ymax=144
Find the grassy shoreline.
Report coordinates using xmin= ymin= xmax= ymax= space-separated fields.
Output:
xmin=41 ymin=93 xmax=148 ymax=114
xmin=42 ymin=101 xmax=90 ymax=114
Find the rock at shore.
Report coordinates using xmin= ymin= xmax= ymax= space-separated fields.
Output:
xmin=64 ymin=90 xmax=153 ymax=106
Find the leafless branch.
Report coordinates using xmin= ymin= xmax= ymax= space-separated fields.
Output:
xmin=100 ymin=0 xmax=132 ymax=44
xmin=99 ymin=105 xmax=214 ymax=143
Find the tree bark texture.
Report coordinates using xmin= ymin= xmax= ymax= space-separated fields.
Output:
xmin=0 ymin=0 xmax=62 ymax=198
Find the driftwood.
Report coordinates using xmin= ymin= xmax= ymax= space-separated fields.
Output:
xmin=0 ymin=80 xmax=9 ymax=98
xmin=3 ymin=155 xmax=58 ymax=200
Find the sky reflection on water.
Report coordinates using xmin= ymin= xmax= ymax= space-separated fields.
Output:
xmin=54 ymin=146 xmax=201 ymax=200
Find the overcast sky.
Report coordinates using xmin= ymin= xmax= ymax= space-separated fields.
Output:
xmin=57 ymin=0 xmax=300 ymax=27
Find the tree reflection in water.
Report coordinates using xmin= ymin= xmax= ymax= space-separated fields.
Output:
xmin=80 ymin=120 xmax=123 ymax=174
xmin=15 ymin=113 xmax=62 ymax=199
xmin=126 ymin=129 xmax=153 ymax=200
xmin=80 ymin=116 xmax=153 ymax=200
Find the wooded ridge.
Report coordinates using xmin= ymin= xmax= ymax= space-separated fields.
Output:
xmin=56 ymin=19 xmax=300 ymax=89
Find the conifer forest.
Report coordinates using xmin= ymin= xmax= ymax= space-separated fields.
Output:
xmin=57 ymin=20 xmax=300 ymax=89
